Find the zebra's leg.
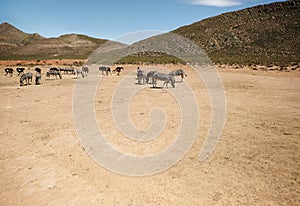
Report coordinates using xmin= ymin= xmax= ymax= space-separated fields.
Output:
xmin=152 ymin=78 xmax=156 ymax=88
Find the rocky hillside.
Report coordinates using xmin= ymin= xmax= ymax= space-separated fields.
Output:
xmin=1 ymin=1 xmax=299 ymax=65
xmin=173 ymin=0 xmax=300 ymax=65
xmin=0 ymin=22 xmax=107 ymax=60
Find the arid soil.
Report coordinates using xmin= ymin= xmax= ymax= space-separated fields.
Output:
xmin=0 ymin=63 xmax=299 ymax=205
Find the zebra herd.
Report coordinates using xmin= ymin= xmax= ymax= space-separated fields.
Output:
xmin=3 ymin=65 xmax=185 ymax=88
xmin=136 ymin=67 xmax=187 ymax=88
xmin=4 ymin=65 xmax=125 ymax=86
xmin=97 ymin=65 xmax=185 ymax=88
xmin=3 ymin=66 xmax=91 ymax=86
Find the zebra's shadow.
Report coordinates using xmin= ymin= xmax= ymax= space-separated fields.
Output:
xmin=46 ymin=78 xmax=60 ymax=81
xmin=150 ymin=86 xmax=164 ymax=89
xmin=134 ymin=82 xmax=143 ymax=85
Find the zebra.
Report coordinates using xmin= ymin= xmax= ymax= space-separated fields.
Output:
xmin=16 ymin=68 xmax=25 ymax=76
xmin=113 ymin=66 xmax=124 ymax=75
xmin=99 ymin=66 xmax=111 ymax=75
xmin=49 ymin=67 xmax=59 ymax=72
xmin=169 ymin=69 xmax=187 ymax=82
xmin=46 ymin=70 xmax=62 ymax=79
xmin=35 ymin=73 xmax=42 ymax=85
xmin=35 ymin=67 xmax=41 ymax=73
xmin=73 ymin=68 xmax=86 ymax=78
xmin=152 ymin=72 xmax=175 ymax=88
xmin=82 ymin=66 xmax=89 ymax=74
xmin=59 ymin=68 xmax=74 ymax=74
xmin=20 ymin=72 xmax=33 ymax=86
xmin=35 ymin=68 xmax=42 ymax=85
xmin=146 ymin=71 xmax=156 ymax=84
xmin=4 ymin=68 xmax=13 ymax=76
xmin=137 ymin=68 xmax=147 ymax=85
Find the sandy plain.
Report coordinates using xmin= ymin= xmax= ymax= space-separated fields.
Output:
xmin=0 ymin=63 xmax=299 ymax=205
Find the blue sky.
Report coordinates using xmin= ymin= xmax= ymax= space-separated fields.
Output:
xmin=0 ymin=0 xmax=284 ymax=41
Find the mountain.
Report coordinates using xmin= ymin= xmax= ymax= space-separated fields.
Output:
xmin=1 ymin=0 xmax=299 ymax=65
xmin=173 ymin=0 xmax=300 ymax=65
xmin=0 ymin=22 xmax=107 ymax=60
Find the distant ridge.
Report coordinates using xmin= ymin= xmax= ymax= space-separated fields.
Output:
xmin=0 ymin=22 xmax=108 ymax=60
xmin=173 ymin=0 xmax=300 ymax=65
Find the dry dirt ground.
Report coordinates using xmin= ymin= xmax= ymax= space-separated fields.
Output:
xmin=0 ymin=63 xmax=299 ymax=206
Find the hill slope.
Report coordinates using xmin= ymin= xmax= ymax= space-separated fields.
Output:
xmin=173 ymin=0 xmax=300 ymax=65
xmin=0 ymin=22 xmax=107 ymax=60
xmin=1 ymin=1 xmax=299 ymax=64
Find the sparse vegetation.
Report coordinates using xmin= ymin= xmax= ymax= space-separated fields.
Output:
xmin=116 ymin=52 xmax=185 ymax=64
xmin=173 ymin=0 xmax=300 ymax=66
xmin=0 ymin=1 xmax=299 ymax=66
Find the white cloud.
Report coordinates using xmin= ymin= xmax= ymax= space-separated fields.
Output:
xmin=183 ymin=0 xmax=242 ymax=7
